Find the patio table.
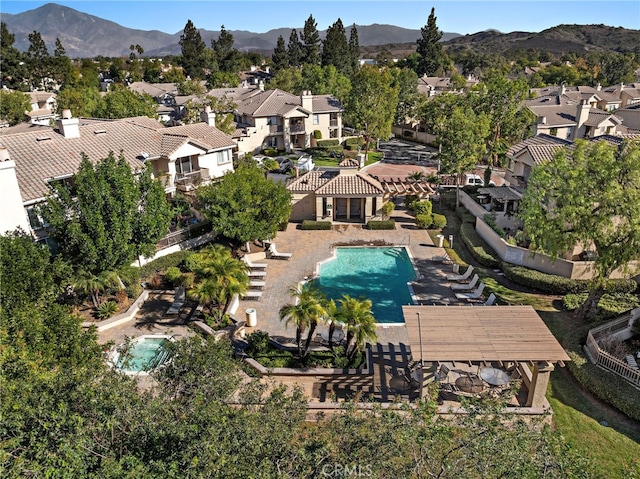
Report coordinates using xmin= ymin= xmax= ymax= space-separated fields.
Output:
xmin=480 ymin=367 xmax=510 ymax=386
xmin=320 ymin=329 xmax=345 ymax=342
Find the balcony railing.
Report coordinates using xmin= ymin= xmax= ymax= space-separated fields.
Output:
xmin=157 ymin=220 xmax=213 ymax=251
xmin=329 ymin=119 xmax=339 ymax=127
xmin=289 ymin=123 xmax=305 ymax=133
xmin=175 ymin=168 xmax=209 ymax=191
xmin=269 ymin=124 xmax=284 ymax=134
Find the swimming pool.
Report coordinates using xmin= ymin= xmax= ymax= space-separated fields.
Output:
xmin=110 ymin=335 xmax=172 ymax=375
xmin=314 ymin=247 xmax=416 ymax=324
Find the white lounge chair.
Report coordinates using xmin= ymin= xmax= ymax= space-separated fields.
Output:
xmin=247 ymin=270 xmax=267 ymax=278
xmin=450 ymin=274 xmax=479 ymax=291
xmin=267 ymin=243 xmax=292 ymax=260
xmin=446 ymin=265 xmax=473 ymax=282
xmin=249 ymin=280 xmax=266 ymax=289
xmin=242 ymin=255 xmax=267 ymax=270
xmin=166 ymin=287 xmax=186 ymax=315
xmin=483 ymin=293 xmax=497 ymax=306
xmin=455 ymin=282 xmax=485 ymax=301
xmin=242 ymin=290 xmax=263 ymax=301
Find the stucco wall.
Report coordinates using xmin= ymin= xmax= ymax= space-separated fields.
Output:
xmin=0 ymin=159 xmax=31 ymax=234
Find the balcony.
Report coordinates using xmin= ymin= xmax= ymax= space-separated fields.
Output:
xmin=175 ymin=168 xmax=210 ymax=192
xmin=269 ymin=124 xmax=284 ymax=134
xmin=289 ymin=123 xmax=305 ymax=133
xmin=329 ymin=119 xmax=339 ymax=127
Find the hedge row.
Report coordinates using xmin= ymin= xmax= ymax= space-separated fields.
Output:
xmin=367 ymin=220 xmax=396 ymax=230
xmin=301 ymin=220 xmax=332 ymax=230
xmin=502 ymin=263 xmax=586 ymax=294
xmin=563 ymin=292 xmax=640 ymax=320
xmin=317 ymin=139 xmax=340 ymax=147
xmin=459 ymin=223 xmax=501 ymax=268
xmin=455 ymin=207 xmax=477 ymax=224
xmin=344 ymin=137 xmax=364 ymax=150
xmin=138 ymin=250 xmax=193 ymax=279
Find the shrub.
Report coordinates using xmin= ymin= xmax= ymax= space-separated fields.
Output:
xmin=126 ymin=283 xmax=142 ymax=299
xmin=138 ymin=250 xmax=192 ymax=279
xmin=246 ymin=330 xmax=270 ymax=356
xmin=483 ymin=213 xmax=506 ymax=238
xmin=404 ymin=195 xmax=420 ymax=210
xmin=313 ymin=130 xmax=322 ymax=140
xmin=301 ymin=220 xmax=332 ymax=230
xmin=414 ymin=200 xmax=433 ymax=216
xmin=455 ymin=206 xmax=476 ymax=224
xmin=432 ymin=213 xmax=447 ymax=229
xmin=415 ymin=213 xmax=433 ymax=229
xmin=367 ymin=220 xmax=396 ymax=230
xmin=502 ymin=263 xmax=585 ymax=294
xmin=165 ymin=266 xmax=182 ymax=286
xmin=97 ymin=300 xmax=118 ymax=320
xmin=564 ymin=293 xmax=640 ymax=320
xmin=317 ymin=139 xmax=339 ymax=147
xmin=459 ymin=223 xmax=500 ymax=268
xmin=603 ymin=279 xmax=638 ymax=294
xmin=344 ymin=137 xmax=364 ymax=150
xmin=262 ymin=147 xmax=278 ymax=156
xmin=381 ymin=201 xmax=395 ymax=219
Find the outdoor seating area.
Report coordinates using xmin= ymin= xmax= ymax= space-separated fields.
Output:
xmin=450 ymin=273 xmax=480 ymax=291
xmin=455 ymin=282 xmax=485 ymax=301
xmin=266 ymin=243 xmax=293 ymax=260
xmin=242 ymin=254 xmax=269 ymax=301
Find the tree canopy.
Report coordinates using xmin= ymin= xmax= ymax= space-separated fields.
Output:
xmin=179 ymin=19 xmax=207 ymax=80
xmin=301 ymin=14 xmax=321 ymax=65
xmin=0 ymin=90 xmax=30 ymax=126
xmin=196 ymin=165 xmax=292 ymax=246
xmin=519 ymin=139 xmax=640 ymax=319
xmin=416 ymin=7 xmax=450 ymax=76
xmin=321 ymin=18 xmax=351 ymax=75
xmin=41 ymin=153 xmax=172 ymax=274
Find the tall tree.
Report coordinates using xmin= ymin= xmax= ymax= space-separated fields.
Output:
xmin=271 ymin=35 xmax=289 ymax=72
xmin=519 ymin=139 xmax=640 ymax=320
xmin=279 ymin=283 xmax=326 ymax=357
xmin=179 ymin=19 xmax=207 ymax=80
xmin=51 ymin=38 xmax=73 ymax=87
xmin=301 ymin=14 xmax=321 ymax=65
xmin=287 ymin=29 xmax=302 ymax=68
xmin=300 ymin=64 xmax=351 ymax=101
xmin=344 ymin=65 xmax=399 ymax=158
xmin=41 ymin=152 xmax=171 ymax=274
xmin=55 ymin=86 xmax=101 ymax=118
xmin=212 ymin=25 xmax=241 ymax=73
xmin=348 ymin=23 xmax=360 ymax=74
xmin=196 ymin=165 xmax=292 ymax=247
xmin=26 ymin=30 xmax=51 ymax=90
xmin=392 ymin=67 xmax=423 ymax=126
xmin=339 ymin=295 xmax=378 ymax=360
xmin=0 ymin=22 xmax=27 ymax=90
xmin=416 ymin=7 xmax=449 ymax=76
xmin=0 ymin=90 xmax=30 ymax=126
xmin=321 ymin=18 xmax=350 ymax=75
xmin=94 ymin=84 xmax=157 ymax=119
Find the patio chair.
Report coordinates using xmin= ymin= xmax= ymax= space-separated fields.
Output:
xmin=455 ymin=282 xmax=485 ymax=301
xmin=166 ymin=287 xmax=185 ymax=315
xmin=247 ymin=270 xmax=267 ymax=278
xmin=446 ymin=265 xmax=473 ymax=282
xmin=436 ymin=364 xmax=451 ymax=382
xmin=249 ymin=280 xmax=266 ymax=289
xmin=267 ymin=243 xmax=292 ymax=260
xmin=483 ymin=293 xmax=497 ymax=306
xmin=242 ymin=290 xmax=263 ymax=301
xmin=242 ymin=255 xmax=267 ymax=270
xmin=450 ymin=274 xmax=479 ymax=291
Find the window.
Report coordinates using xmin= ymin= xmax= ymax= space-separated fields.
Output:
xmin=267 ymin=116 xmax=279 ymax=126
xmin=506 ymin=158 xmax=514 ymax=171
xmin=313 ymin=114 xmax=319 ymax=125
xmin=176 ymin=157 xmax=193 ymax=176
xmin=216 ymin=149 xmax=231 ymax=165
xmin=27 ymin=206 xmax=45 ymax=230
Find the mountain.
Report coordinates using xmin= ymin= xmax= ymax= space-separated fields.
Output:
xmin=442 ymin=24 xmax=640 ymax=55
xmin=0 ymin=3 xmax=460 ymax=58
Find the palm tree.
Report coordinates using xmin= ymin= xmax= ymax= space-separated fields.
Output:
xmin=279 ymin=283 xmax=326 ymax=357
xmin=187 ymin=277 xmax=220 ymax=314
xmin=321 ymin=298 xmax=341 ymax=350
xmin=409 ymin=171 xmax=425 ymax=183
xmin=72 ymin=269 xmax=119 ymax=308
xmin=339 ymin=295 xmax=378 ymax=361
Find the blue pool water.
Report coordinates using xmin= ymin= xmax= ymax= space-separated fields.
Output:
xmin=114 ymin=336 xmax=170 ymax=374
xmin=314 ymin=247 xmax=416 ymax=324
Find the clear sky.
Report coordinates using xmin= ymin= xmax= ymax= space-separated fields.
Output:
xmin=1 ymin=0 xmax=639 ymax=34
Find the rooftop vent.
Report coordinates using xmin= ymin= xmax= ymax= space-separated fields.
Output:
xmin=36 ymin=136 xmax=52 ymax=142
xmin=94 ymin=129 xmax=107 ymax=135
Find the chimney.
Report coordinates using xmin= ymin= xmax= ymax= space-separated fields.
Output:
xmin=596 ymin=82 xmax=602 ymax=91
xmin=300 ymin=90 xmax=313 ymax=112
xmin=258 ymin=80 xmax=264 ymax=91
xmin=250 ymin=65 xmax=257 ymax=72
xmin=559 ymin=83 xmax=566 ymax=95
xmin=538 ymin=116 xmax=547 ymax=125
xmin=57 ymin=109 xmax=80 ymax=139
xmin=0 ymin=147 xmax=10 ymax=162
xmin=264 ymin=66 xmax=270 ymax=74
xmin=200 ymin=105 xmax=216 ymax=127
xmin=576 ymin=100 xmax=590 ymax=128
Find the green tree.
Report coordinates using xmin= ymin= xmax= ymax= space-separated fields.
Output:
xmin=301 ymin=14 xmax=321 ymax=65
xmin=436 ymin=103 xmax=490 ymax=207
xmin=392 ymin=67 xmax=423 ymax=126
xmin=344 ymin=65 xmax=399 ymax=158
xmin=279 ymin=283 xmax=326 ymax=357
xmin=348 ymin=24 xmax=360 ymax=74
xmin=55 ymin=86 xmax=101 ymax=118
xmin=212 ymin=25 xmax=241 ymax=73
xmin=287 ymin=29 xmax=302 ymax=68
xmin=339 ymin=295 xmax=378 ymax=360
xmin=321 ymin=18 xmax=350 ymax=75
xmin=0 ymin=22 xmax=27 ymax=90
xmin=271 ymin=35 xmax=289 ymax=72
xmin=519 ymin=140 xmax=640 ymax=320
xmin=179 ymin=19 xmax=207 ymax=80
xmin=0 ymin=90 xmax=30 ymax=126
xmin=196 ymin=165 xmax=292 ymax=247
xmin=26 ymin=30 xmax=51 ymax=90
xmin=269 ymin=67 xmax=304 ymax=94
xmin=41 ymin=152 xmax=171 ymax=274
xmin=300 ymin=64 xmax=351 ymax=101
xmin=52 ymin=38 xmax=73 ymax=86
xmin=95 ymin=84 xmax=157 ymax=119
xmin=177 ymin=78 xmax=206 ymax=96
xmin=416 ymin=7 xmax=449 ymax=76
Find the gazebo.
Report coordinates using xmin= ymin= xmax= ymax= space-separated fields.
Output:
xmin=402 ymin=305 xmax=570 ymax=410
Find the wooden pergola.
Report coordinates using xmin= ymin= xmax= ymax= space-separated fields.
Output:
xmin=402 ymin=305 xmax=570 ymax=408
xmin=370 ymin=176 xmax=435 ymax=197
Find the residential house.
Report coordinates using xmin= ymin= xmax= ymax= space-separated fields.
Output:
xmin=287 ymin=160 xmax=385 ymax=224
xmin=615 ymin=103 xmax=640 ymax=131
xmin=19 ymin=91 xmax=58 ymax=126
xmin=128 ymin=81 xmax=180 ymax=124
xmin=606 ymin=82 xmax=640 ymax=107
xmin=504 ymin=133 xmax=573 ymax=187
xmin=0 ymin=109 xmax=235 ymax=241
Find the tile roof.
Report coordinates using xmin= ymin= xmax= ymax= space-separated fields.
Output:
xmin=287 ymin=170 xmax=338 ymax=192
xmin=584 ymin=110 xmax=622 ymax=127
xmin=315 ymin=172 xmax=384 ymax=196
xmin=236 ymin=89 xmax=305 ymax=117
xmin=338 ymin=158 xmax=359 ymax=168
xmin=528 ymin=104 xmax=577 ymax=127
xmin=311 ymin=95 xmax=343 ymax=113
xmin=506 ymin=134 xmax=571 ymax=157
xmin=0 ymin=116 xmax=234 ymax=203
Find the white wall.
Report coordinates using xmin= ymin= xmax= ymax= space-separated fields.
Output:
xmin=0 ymin=160 xmax=30 ymax=234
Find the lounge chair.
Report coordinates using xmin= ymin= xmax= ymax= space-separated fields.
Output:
xmin=166 ymin=287 xmax=185 ymax=315
xmin=483 ymin=293 xmax=497 ymax=306
xmin=249 ymin=280 xmax=266 ymax=289
xmin=242 ymin=290 xmax=262 ymax=301
xmin=446 ymin=265 xmax=473 ymax=282
xmin=450 ymin=274 xmax=479 ymax=291
xmin=267 ymin=243 xmax=292 ymax=260
xmin=247 ymin=270 xmax=267 ymax=278
xmin=242 ymin=255 xmax=267 ymax=270
xmin=455 ymin=282 xmax=485 ymax=301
